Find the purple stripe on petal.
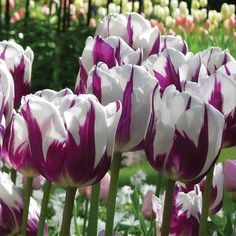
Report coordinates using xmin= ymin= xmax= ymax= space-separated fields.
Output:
xmin=191 ymin=56 xmax=201 ymax=83
xmin=0 ymin=45 xmax=7 ymax=60
xmin=116 ymin=67 xmax=134 ymax=148
xmin=165 ymin=105 xmax=209 ymax=182
xmin=208 ymin=78 xmax=223 ymax=113
xmin=181 ymin=41 xmax=188 ymax=55
xmin=92 ymin=67 xmax=102 ymax=102
xmin=76 ymin=62 xmax=88 ymax=95
xmin=10 ymin=56 xmax=30 ymax=106
xmin=149 ymin=33 xmax=160 ymax=56
xmin=223 ymin=110 xmax=236 ymax=147
xmin=127 ymin=14 xmax=134 ymax=47
xmin=185 ymin=97 xmax=192 ymax=110
xmin=115 ymin=40 xmax=121 ymax=66
xmin=154 ymin=55 xmax=181 ymax=92
xmin=93 ymin=37 xmax=116 ymax=68
xmin=224 ymin=64 xmax=231 ymax=76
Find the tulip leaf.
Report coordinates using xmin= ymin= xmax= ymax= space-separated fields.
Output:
xmin=131 ymin=188 xmax=147 ymax=235
xmin=147 ymin=220 xmax=155 ymax=236
xmin=223 ymin=214 xmax=233 ymax=236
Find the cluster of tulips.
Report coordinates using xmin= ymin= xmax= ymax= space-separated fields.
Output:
xmin=0 ymin=11 xmax=236 ymax=236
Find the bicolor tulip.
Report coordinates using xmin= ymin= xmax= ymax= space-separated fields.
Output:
xmin=75 ymin=36 xmax=142 ymax=94
xmin=154 ymin=184 xmax=202 ymax=236
xmin=190 ymin=71 xmax=236 ymax=147
xmin=141 ymin=189 xmax=156 ymax=220
xmin=0 ymin=41 xmax=34 ymax=106
xmin=86 ymin=63 xmax=157 ymax=152
xmin=0 ymin=59 xmax=14 ymax=124
xmin=0 ymin=172 xmax=47 ymax=235
xmin=18 ymin=88 xmax=121 ymax=187
xmin=144 ymin=85 xmax=224 ymax=183
xmin=23 ymin=175 xmax=46 ymax=190
xmin=199 ymin=47 xmax=234 ymax=75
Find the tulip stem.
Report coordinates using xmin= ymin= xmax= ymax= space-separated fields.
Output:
xmin=199 ymin=166 xmax=214 ymax=236
xmin=87 ymin=182 xmax=101 ymax=236
xmin=21 ymin=176 xmax=33 ymax=236
xmin=60 ymin=187 xmax=77 ymax=236
xmin=161 ymin=178 xmax=175 ymax=236
xmin=155 ymin=172 xmax=163 ymax=197
xmin=37 ymin=181 xmax=52 ymax=236
xmin=105 ymin=151 xmax=122 ymax=236
xmin=82 ymin=198 xmax=89 ymax=236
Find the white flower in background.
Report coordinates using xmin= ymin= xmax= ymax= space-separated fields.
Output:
xmin=130 ymin=169 xmax=147 ymax=186
xmin=170 ymin=0 xmax=178 ymax=9
xmin=117 ymin=186 xmax=133 ymax=206
xmin=199 ymin=0 xmax=207 ymax=7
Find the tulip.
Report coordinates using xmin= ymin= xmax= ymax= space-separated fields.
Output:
xmin=199 ymin=47 xmax=234 ymax=75
xmin=95 ymin=13 xmax=151 ymax=48
xmin=144 ymin=85 xmax=224 ymax=183
xmin=154 ymin=184 xmax=202 ymax=236
xmin=0 ymin=59 xmax=14 ymax=124
xmin=0 ymin=41 xmax=34 ymax=106
xmin=75 ymin=35 xmax=142 ymax=94
xmin=86 ymin=63 xmax=157 ymax=152
xmin=190 ymin=71 xmax=236 ymax=147
xmin=223 ymin=160 xmax=236 ymax=192
xmin=0 ymin=172 xmax=47 ymax=236
xmin=17 ymin=88 xmax=121 ymax=187
xmin=141 ymin=190 xmax=156 ymax=220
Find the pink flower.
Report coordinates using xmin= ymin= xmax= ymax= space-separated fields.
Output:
xmin=89 ymin=18 xmax=97 ymax=27
xmin=141 ymin=190 xmax=156 ymax=220
xmin=223 ymin=160 xmax=236 ymax=192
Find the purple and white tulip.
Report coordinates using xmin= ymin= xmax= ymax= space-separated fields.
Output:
xmin=199 ymin=47 xmax=235 ymax=75
xmin=75 ymin=36 xmax=143 ymax=94
xmin=18 ymin=88 xmax=121 ymax=187
xmin=154 ymin=184 xmax=202 ymax=236
xmin=0 ymin=172 xmax=47 ymax=235
xmin=23 ymin=175 xmax=46 ymax=190
xmin=144 ymin=85 xmax=224 ymax=183
xmin=86 ymin=63 xmax=157 ymax=152
xmin=190 ymin=71 xmax=236 ymax=147
xmin=0 ymin=41 xmax=34 ymax=106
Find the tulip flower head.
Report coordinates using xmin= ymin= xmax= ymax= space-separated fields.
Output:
xmin=0 ymin=41 xmax=34 ymax=106
xmin=144 ymin=85 xmax=224 ymax=183
xmin=18 ymin=88 xmax=121 ymax=187
xmin=223 ymin=160 xmax=236 ymax=192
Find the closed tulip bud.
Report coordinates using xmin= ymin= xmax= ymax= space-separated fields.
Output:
xmin=19 ymin=89 xmax=121 ymax=187
xmin=23 ymin=175 xmax=46 ymax=190
xmin=86 ymin=64 xmax=157 ymax=152
xmin=0 ymin=60 xmax=14 ymax=125
xmin=179 ymin=1 xmax=187 ymax=11
xmin=0 ymin=41 xmax=34 ymax=106
xmin=170 ymin=0 xmax=178 ymax=9
xmin=144 ymin=85 xmax=224 ymax=183
xmin=75 ymin=35 xmax=143 ymax=94
xmin=223 ymin=160 xmax=236 ymax=192
xmin=199 ymin=0 xmax=207 ymax=7
xmin=141 ymin=190 xmax=156 ymax=220
xmin=191 ymin=0 xmax=200 ymax=10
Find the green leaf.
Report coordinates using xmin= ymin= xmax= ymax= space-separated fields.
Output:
xmin=223 ymin=214 xmax=233 ymax=236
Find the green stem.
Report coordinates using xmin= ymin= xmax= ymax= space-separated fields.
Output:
xmin=82 ymin=198 xmax=89 ymax=236
xmin=161 ymin=178 xmax=175 ymax=236
xmin=155 ymin=172 xmax=163 ymax=197
xmin=198 ymin=166 xmax=214 ymax=236
xmin=11 ymin=169 xmax=17 ymax=184
xmin=37 ymin=181 xmax=52 ymax=236
xmin=87 ymin=182 xmax=101 ymax=236
xmin=73 ymin=198 xmax=80 ymax=236
xmin=105 ymin=151 xmax=122 ymax=236
xmin=60 ymin=187 xmax=77 ymax=236
xmin=21 ymin=177 xmax=33 ymax=236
